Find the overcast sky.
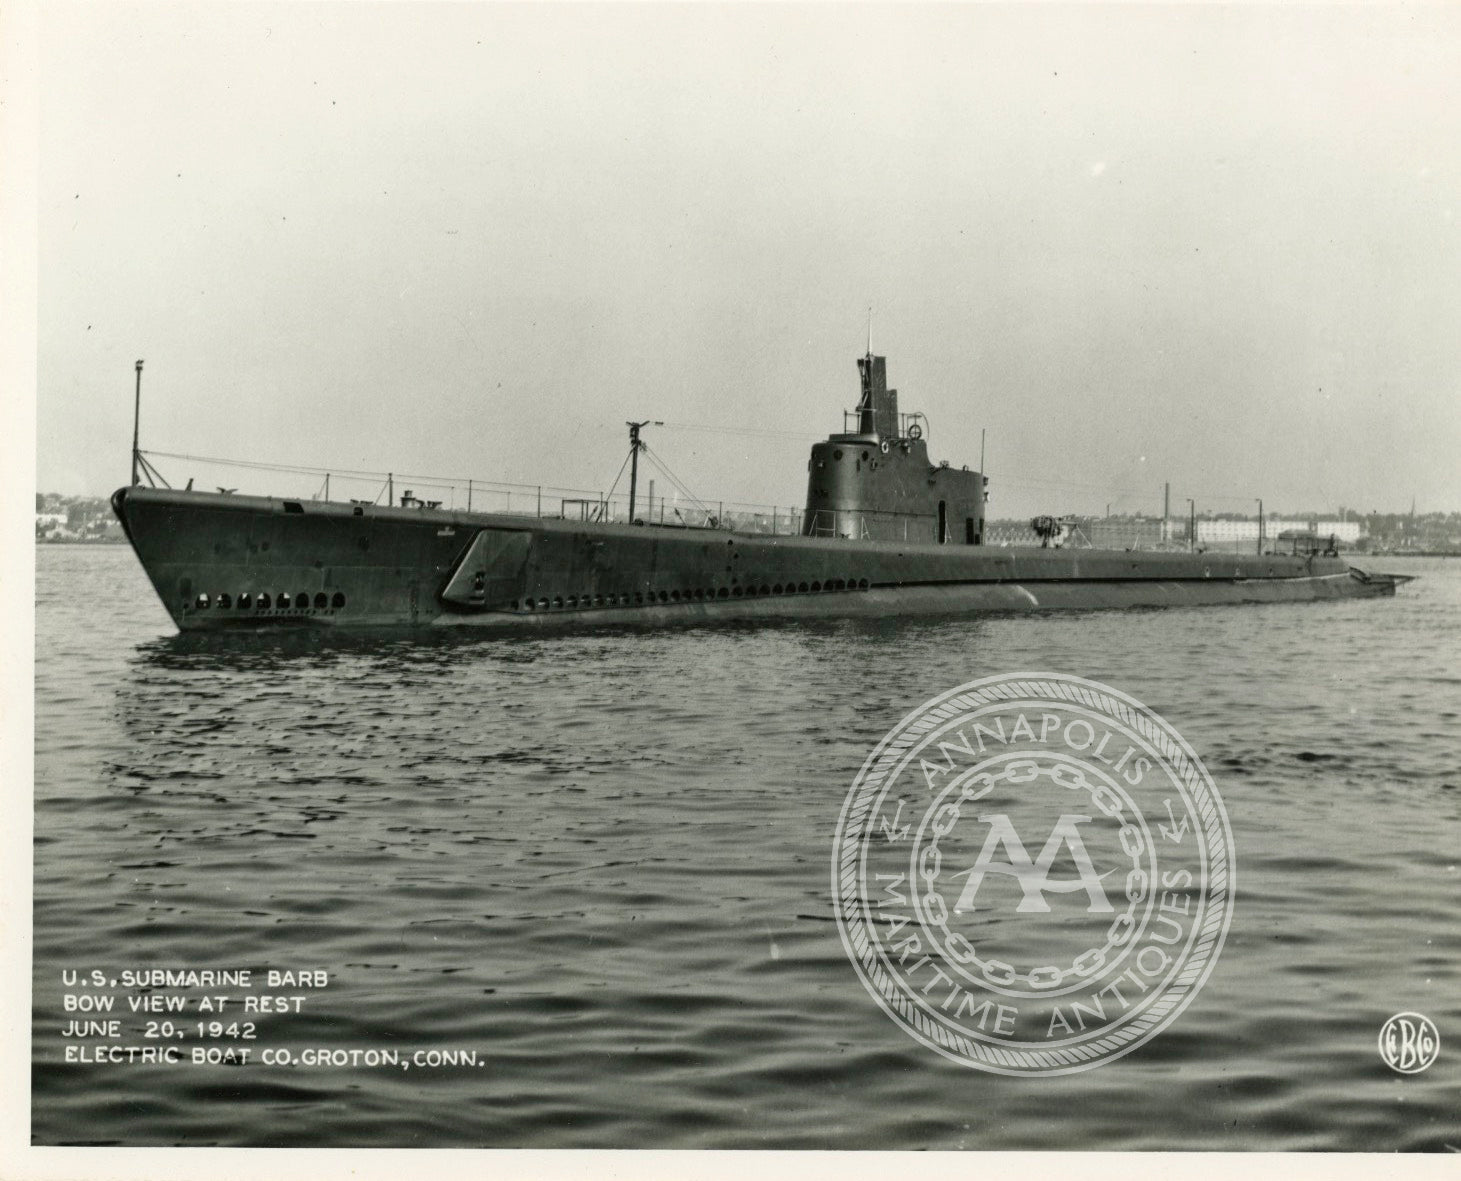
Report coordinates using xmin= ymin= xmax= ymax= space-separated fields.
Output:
xmin=34 ymin=2 xmax=1461 ymax=519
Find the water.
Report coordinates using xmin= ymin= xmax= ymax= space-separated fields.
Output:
xmin=32 ymin=545 xmax=1461 ymax=1149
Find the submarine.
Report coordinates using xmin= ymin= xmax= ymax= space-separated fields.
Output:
xmin=111 ymin=351 xmax=1410 ymax=631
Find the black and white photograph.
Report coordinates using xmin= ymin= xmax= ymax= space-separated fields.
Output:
xmin=6 ymin=1 xmax=1460 ymax=1175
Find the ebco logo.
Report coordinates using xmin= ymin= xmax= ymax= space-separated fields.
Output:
xmin=1379 ymin=1013 xmax=1440 ymax=1074
xmin=833 ymin=673 xmax=1235 ymax=1075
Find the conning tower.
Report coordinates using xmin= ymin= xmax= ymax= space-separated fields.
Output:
xmin=803 ymin=353 xmax=986 ymax=544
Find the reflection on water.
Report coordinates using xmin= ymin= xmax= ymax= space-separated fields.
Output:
xmin=33 ymin=546 xmax=1461 ymax=1148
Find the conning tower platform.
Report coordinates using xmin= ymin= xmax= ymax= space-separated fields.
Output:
xmin=803 ymin=353 xmax=986 ymax=544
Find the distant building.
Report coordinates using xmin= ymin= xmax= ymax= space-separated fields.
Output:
xmin=1227 ymin=519 xmax=1359 ymax=544
xmin=989 ymin=514 xmax=1366 ymax=551
xmin=35 ymin=497 xmax=125 ymax=542
xmin=1157 ymin=518 xmax=1362 ymax=547
xmin=36 ymin=511 xmax=70 ymax=539
xmin=1077 ymin=516 xmax=1164 ymax=549
xmin=1362 ymin=510 xmax=1461 ymax=552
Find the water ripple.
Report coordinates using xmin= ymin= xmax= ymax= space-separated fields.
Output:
xmin=31 ymin=546 xmax=1461 ymax=1148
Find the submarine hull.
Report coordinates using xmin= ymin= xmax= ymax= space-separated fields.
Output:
xmin=112 ymin=486 xmax=1405 ymax=633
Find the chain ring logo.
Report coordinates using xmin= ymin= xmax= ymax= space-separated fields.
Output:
xmin=833 ymin=673 xmax=1235 ymax=1075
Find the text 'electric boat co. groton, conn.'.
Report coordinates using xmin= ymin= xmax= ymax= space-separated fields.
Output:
xmin=111 ymin=351 xmax=1412 ymax=631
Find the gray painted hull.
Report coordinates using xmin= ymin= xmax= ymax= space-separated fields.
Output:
xmin=112 ymin=486 xmax=1405 ymax=633
xmin=435 ymin=570 xmax=1386 ymax=629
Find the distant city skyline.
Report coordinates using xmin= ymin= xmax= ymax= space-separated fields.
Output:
xmin=31 ymin=4 xmax=1461 ymax=521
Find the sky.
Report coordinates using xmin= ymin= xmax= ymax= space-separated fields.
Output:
xmin=30 ymin=2 xmax=1461 ymax=519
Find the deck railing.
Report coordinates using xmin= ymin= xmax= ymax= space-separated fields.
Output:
xmin=138 ymin=452 xmax=1315 ymax=554
xmin=136 ymin=450 xmax=806 ymax=538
